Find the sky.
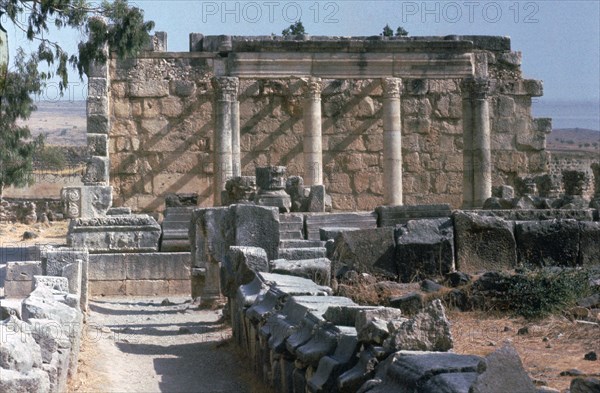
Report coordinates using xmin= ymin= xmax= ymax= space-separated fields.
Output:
xmin=2 ymin=0 xmax=599 ymax=106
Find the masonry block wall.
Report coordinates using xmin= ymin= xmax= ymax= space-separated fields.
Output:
xmin=105 ymin=34 xmax=549 ymax=213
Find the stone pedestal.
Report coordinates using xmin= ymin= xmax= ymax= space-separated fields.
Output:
xmin=67 ymin=215 xmax=161 ymax=253
xmin=212 ymin=76 xmax=240 ymax=205
xmin=382 ymin=78 xmax=403 ymax=206
xmin=255 ymin=166 xmax=291 ymax=213
xmin=302 ymin=77 xmax=323 ymax=187
xmin=461 ymin=78 xmax=492 ymax=208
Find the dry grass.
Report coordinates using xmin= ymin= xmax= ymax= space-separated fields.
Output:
xmin=449 ymin=311 xmax=600 ymax=391
xmin=0 ymin=221 xmax=69 ymax=246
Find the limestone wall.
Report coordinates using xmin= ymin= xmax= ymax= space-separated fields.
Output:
xmin=548 ymin=151 xmax=598 ymax=199
xmin=106 ymin=34 xmax=549 ymax=213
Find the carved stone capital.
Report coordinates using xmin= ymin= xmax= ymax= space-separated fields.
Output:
xmin=212 ymin=76 xmax=239 ymax=101
xmin=382 ymin=78 xmax=403 ymax=99
xmin=302 ymin=77 xmax=322 ymax=101
xmin=461 ymin=77 xmax=491 ymax=99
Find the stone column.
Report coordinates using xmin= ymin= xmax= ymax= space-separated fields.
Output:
xmin=231 ymin=99 xmax=241 ymax=177
xmin=461 ymin=77 xmax=492 ymax=208
xmin=382 ymin=78 xmax=403 ymax=206
xmin=302 ymin=77 xmax=323 ymax=186
xmin=212 ymin=77 xmax=239 ymax=205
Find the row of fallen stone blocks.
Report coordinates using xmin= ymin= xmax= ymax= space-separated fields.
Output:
xmin=2 ymin=247 xmax=89 ymax=310
xmin=1 ymin=276 xmax=85 ymax=393
xmin=227 ymin=248 xmax=541 ymax=393
xmin=329 ymin=211 xmax=600 ymax=282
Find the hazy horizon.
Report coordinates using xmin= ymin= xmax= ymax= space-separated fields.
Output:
xmin=31 ymin=98 xmax=600 ymax=132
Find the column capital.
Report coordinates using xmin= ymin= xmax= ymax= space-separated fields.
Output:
xmin=382 ymin=78 xmax=403 ymax=99
xmin=461 ymin=77 xmax=491 ymax=99
xmin=212 ymin=76 xmax=239 ymax=101
xmin=302 ymin=77 xmax=322 ymax=101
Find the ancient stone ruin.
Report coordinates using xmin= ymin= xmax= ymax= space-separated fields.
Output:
xmin=2 ymin=33 xmax=599 ymax=393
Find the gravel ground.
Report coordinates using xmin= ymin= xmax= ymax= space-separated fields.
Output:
xmin=70 ymin=296 xmax=271 ymax=393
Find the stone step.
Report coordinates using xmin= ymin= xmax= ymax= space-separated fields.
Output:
xmin=305 ymin=212 xmax=377 ymax=240
xmin=160 ymin=239 xmax=191 ymax=252
xmin=279 ymin=222 xmax=304 ymax=232
xmin=376 ymin=204 xmax=452 ymax=227
xmin=278 ymin=247 xmax=327 ymax=260
xmin=279 ymin=240 xmax=326 ymax=249
xmin=279 ymin=230 xmax=304 ymax=240
xmin=279 ymin=213 xmax=304 ymax=224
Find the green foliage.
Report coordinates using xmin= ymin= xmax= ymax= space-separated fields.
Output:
xmin=282 ymin=21 xmax=306 ymax=37
xmin=506 ymin=269 xmax=594 ymax=319
xmin=1 ymin=0 xmax=154 ymax=88
xmin=0 ymin=0 xmax=154 ymax=196
xmin=383 ymin=24 xmax=409 ymax=38
xmin=0 ymin=50 xmax=44 ymax=197
xmin=382 ymin=24 xmax=393 ymax=37
xmin=396 ymin=26 xmax=409 ymax=36
xmin=34 ymin=145 xmax=68 ymax=170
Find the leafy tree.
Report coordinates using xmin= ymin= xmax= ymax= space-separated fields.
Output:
xmin=396 ymin=26 xmax=409 ymax=37
xmin=0 ymin=50 xmax=43 ymax=198
xmin=282 ymin=21 xmax=306 ymax=37
xmin=0 ymin=1 xmax=154 ymax=197
xmin=382 ymin=24 xmax=393 ymax=37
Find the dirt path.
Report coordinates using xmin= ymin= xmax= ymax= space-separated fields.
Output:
xmin=70 ymin=296 xmax=270 ymax=393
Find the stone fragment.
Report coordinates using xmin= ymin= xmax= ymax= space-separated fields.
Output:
xmin=338 ymin=346 xmax=385 ymax=393
xmin=421 ymin=279 xmax=443 ymax=293
xmin=358 ymin=351 xmax=484 ymax=392
xmin=384 ymin=299 xmax=453 ymax=352
xmin=221 ymin=246 xmax=268 ymax=298
xmin=446 ymin=271 xmax=472 ymax=287
xmin=331 ymin=228 xmax=397 ymax=279
xmin=395 ymin=218 xmax=455 ymax=282
xmin=376 ymin=204 xmax=452 ymax=227
xmin=355 ymin=308 xmax=404 ymax=343
xmin=32 ymin=276 xmax=69 ymax=293
xmin=307 ymin=185 xmax=327 ymax=213
xmin=270 ymin=258 xmax=331 ymax=286
xmin=308 ymin=333 xmax=360 ymax=393
xmin=453 ymin=211 xmax=516 ymax=274
xmin=306 ymin=212 xmax=377 ymax=241
xmin=570 ymin=377 xmax=600 ymax=393
xmin=515 ymin=219 xmax=580 ymax=267
xmin=470 ymin=343 xmax=536 ymax=393
xmin=222 ymin=176 xmax=257 ymax=205
xmin=579 ymin=222 xmax=600 ymax=267
xmin=277 ymin=247 xmax=327 ymax=261
xmin=0 ymin=368 xmax=51 ymax=393
xmin=388 ymin=292 xmax=425 ymax=315
xmin=5 ymin=261 xmax=42 ymax=281
xmin=420 ymin=372 xmax=479 ymax=393
xmin=0 ymin=316 xmax=43 ymax=373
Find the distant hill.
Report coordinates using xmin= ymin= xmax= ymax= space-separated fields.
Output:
xmin=19 ymin=100 xmax=87 ymax=146
xmin=546 ymin=128 xmax=600 ymax=154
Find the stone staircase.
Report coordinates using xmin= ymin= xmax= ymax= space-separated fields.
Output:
xmin=277 ymin=212 xmax=378 ymax=261
xmin=279 ymin=213 xmax=304 ymax=240
xmin=160 ymin=207 xmax=196 ymax=252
